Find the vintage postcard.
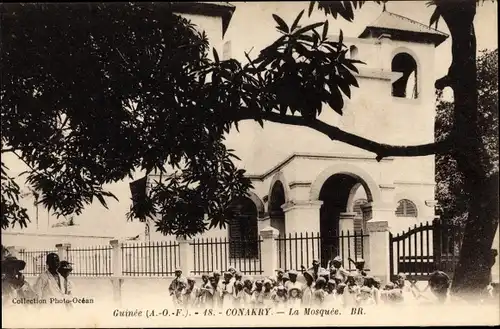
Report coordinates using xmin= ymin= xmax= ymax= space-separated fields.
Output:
xmin=1 ymin=1 xmax=499 ymax=327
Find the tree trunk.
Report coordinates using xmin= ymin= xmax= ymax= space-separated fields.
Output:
xmin=438 ymin=0 xmax=499 ymax=299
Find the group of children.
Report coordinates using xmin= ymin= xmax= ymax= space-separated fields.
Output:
xmin=167 ymin=257 xmax=442 ymax=309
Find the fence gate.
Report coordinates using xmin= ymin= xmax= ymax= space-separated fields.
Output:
xmin=389 ymin=219 xmax=464 ymax=281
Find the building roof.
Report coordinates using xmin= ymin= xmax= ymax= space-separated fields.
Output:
xmin=170 ymin=2 xmax=235 ymax=37
xmin=359 ymin=10 xmax=448 ymax=46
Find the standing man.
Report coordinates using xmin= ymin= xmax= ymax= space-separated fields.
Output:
xmin=428 ymin=270 xmax=450 ymax=304
xmin=330 ymin=256 xmax=349 ymax=284
xmin=168 ymin=268 xmax=184 ymax=299
xmin=213 ymin=270 xmax=222 ymax=286
xmin=302 ymin=270 xmax=315 ymax=306
xmin=308 ymin=259 xmax=327 ymax=281
xmin=220 ymin=271 xmax=235 ymax=309
xmin=57 ymin=261 xmax=74 ymax=296
xmin=33 ymin=253 xmax=66 ymax=301
xmin=227 ymin=267 xmax=237 ymax=276
xmin=353 ymin=258 xmax=367 ymax=287
xmin=275 ymin=268 xmax=285 ymax=287
xmin=2 ymin=255 xmax=35 ymax=308
xmin=285 ymin=270 xmax=302 ymax=291
xmin=57 ymin=261 xmax=74 ymax=310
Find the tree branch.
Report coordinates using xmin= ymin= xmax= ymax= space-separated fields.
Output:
xmin=1 ymin=148 xmax=16 ymax=153
xmin=238 ymin=111 xmax=452 ymax=161
xmin=435 ymin=75 xmax=454 ymax=90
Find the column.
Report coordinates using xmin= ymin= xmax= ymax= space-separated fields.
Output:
xmin=339 ymin=212 xmax=357 ymax=264
xmin=259 ymin=226 xmax=280 ymax=277
xmin=366 ymin=220 xmax=391 ymax=284
xmin=281 ymin=200 xmax=323 ymax=233
xmin=56 ymin=243 xmax=70 ymax=260
xmin=339 ymin=212 xmax=356 ymax=233
xmin=110 ymin=239 xmax=124 ymax=304
xmin=176 ymin=237 xmax=193 ymax=276
xmin=257 ymin=213 xmax=271 ymax=236
xmin=281 ymin=200 xmax=323 ymax=270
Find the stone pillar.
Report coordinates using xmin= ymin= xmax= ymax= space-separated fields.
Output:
xmin=260 ymin=226 xmax=280 ymax=277
xmin=281 ymin=201 xmax=323 ymax=270
xmin=110 ymin=239 xmax=124 ymax=304
xmin=366 ymin=220 xmax=391 ymax=284
xmin=257 ymin=214 xmax=271 ymax=236
xmin=55 ymin=243 xmax=70 ymax=260
xmin=339 ymin=212 xmax=356 ymax=233
xmin=176 ymin=237 xmax=193 ymax=276
xmin=339 ymin=212 xmax=357 ymax=264
xmin=281 ymin=200 xmax=323 ymax=233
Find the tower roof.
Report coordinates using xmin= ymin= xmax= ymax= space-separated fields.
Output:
xmin=359 ymin=10 xmax=448 ymax=46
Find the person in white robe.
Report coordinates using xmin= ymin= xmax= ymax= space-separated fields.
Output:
xmin=220 ymin=271 xmax=235 ymax=309
xmin=33 ymin=253 xmax=67 ymax=312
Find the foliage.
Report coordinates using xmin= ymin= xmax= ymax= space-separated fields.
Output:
xmin=435 ymin=49 xmax=498 ymax=224
xmin=308 ymin=1 xmax=387 ymax=21
xmin=1 ymin=3 xmax=362 ymax=236
xmin=1 ymin=162 xmax=29 ymax=229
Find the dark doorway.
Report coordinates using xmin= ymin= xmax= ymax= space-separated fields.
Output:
xmin=319 ymin=174 xmax=359 ymax=266
xmin=227 ymin=197 xmax=259 ymax=258
xmin=269 ymin=181 xmax=286 ymax=236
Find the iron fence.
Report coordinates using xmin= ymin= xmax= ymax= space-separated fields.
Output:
xmin=190 ymin=237 xmax=263 ymax=275
xmin=17 ymin=249 xmax=57 ymax=276
xmin=389 ymin=220 xmax=465 ymax=280
xmin=64 ymin=245 xmax=113 ymax=276
xmin=276 ymin=231 xmax=368 ymax=272
xmin=121 ymin=240 xmax=180 ymax=276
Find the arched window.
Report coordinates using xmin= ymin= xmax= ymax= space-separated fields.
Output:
xmin=228 ymin=197 xmax=259 ymax=258
xmin=391 ymin=52 xmax=418 ymax=99
xmin=349 ymin=45 xmax=359 ymax=60
xmin=395 ymin=199 xmax=418 ymax=218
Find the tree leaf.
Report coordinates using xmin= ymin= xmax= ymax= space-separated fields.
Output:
xmin=337 ymin=78 xmax=352 ymax=98
xmin=272 ymin=14 xmax=289 ymax=33
xmin=308 ymin=1 xmax=316 ymax=17
xmin=338 ymin=29 xmax=344 ymax=52
xmin=213 ymin=48 xmax=220 ymax=64
xmin=429 ymin=7 xmax=441 ymax=29
xmin=96 ymin=193 xmax=109 ymax=209
xmin=291 ymin=10 xmax=305 ymax=31
xmin=293 ymin=22 xmax=325 ymax=36
xmin=327 ymin=84 xmax=344 ymax=115
xmin=322 ymin=19 xmax=329 ymax=40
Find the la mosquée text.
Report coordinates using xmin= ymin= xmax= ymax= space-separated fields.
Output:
xmin=225 ymin=307 xmax=343 ymax=316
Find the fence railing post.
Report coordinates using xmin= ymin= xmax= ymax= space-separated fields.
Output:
xmin=110 ymin=239 xmax=123 ymax=305
xmin=56 ymin=243 xmax=70 ymax=261
xmin=176 ymin=237 xmax=193 ymax=276
xmin=366 ymin=220 xmax=391 ymax=284
xmin=260 ymin=226 xmax=280 ymax=277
